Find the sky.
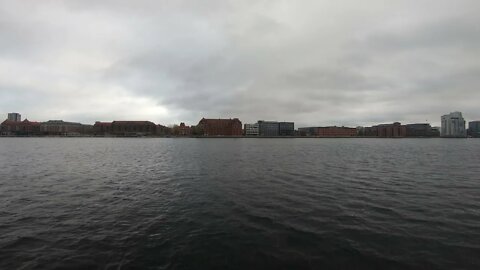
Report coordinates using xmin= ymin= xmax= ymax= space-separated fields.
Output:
xmin=1 ymin=0 xmax=479 ymax=127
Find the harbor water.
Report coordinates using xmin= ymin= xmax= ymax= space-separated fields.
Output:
xmin=0 ymin=138 xmax=479 ymax=269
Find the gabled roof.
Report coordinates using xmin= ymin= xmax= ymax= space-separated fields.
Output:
xmin=42 ymin=120 xmax=82 ymax=125
xmin=198 ymin=118 xmax=241 ymax=125
xmin=1 ymin=119 xmax=14 ymax=125
xmin=22 ymin=119 xmax=40 ymax=125
xmin=1 ymin=119 xmax=40 ymax=126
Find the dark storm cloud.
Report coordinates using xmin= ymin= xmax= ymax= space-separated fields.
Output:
xmin=1 ymin=0 xmax=479 ymax=126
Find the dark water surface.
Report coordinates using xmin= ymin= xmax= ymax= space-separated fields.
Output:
xmin=1 ymin=138 xmax=479 ymax=269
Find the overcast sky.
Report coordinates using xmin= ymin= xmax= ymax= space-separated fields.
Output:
xmin=1 ymin=0 xmax=479 ymax=127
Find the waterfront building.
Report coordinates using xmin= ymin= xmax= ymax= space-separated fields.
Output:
xmin=93 ymin=121 xmax=173 ymax=136
xmin=197 ymin=118 xmax=242 ymax=136
xmin=441 ymin=112 xmax=466 ymax=138
xmin=250 ymin=121 xmax=294 ymax=137
xmin=405 ymin=123 xmax=440 ymax=137
xmin=376 ymin=122 xmax=407 ymax=137
xmin=156 ymin=124 xmax=171 ymax=136
xmin=173 ymin=122 xmax=191 ymax=136
xmin=360 ymin=122 xmax=406 ymax=137
xmin=111 ymin=121 xmax=157 ymax=136
xmin=363 ymin=126 xmax=378 ymax=137
xmin=258 ymin=121 xmax=279 ymax=136
xmin=1 ymin=119 xmax=41 ymax=136
xmin=298 ymin=126 xmax=357 ymax=137
xmin=93 ymin=122 xmax=113 ymax=136
xmin=40 ymin=120 xmax=92 ymax=136
xmin=468 ymin=121 xmax=480 ymax=137
xmin=179 ymin=123 xmax=191 ymax=136
xmin=7 ymin=113 xmax=21 ymax=122
xmin=279 ymin=122 xmax=295 ymax=136
xmin=244 ymin=123 xmax=259 ymax=136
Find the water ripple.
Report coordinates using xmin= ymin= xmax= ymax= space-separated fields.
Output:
xmin=0 ymin=138 xmax=479 ymax=269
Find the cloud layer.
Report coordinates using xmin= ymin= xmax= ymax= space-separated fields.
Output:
xmin=1 ymin=0 xmax=479 ymax=127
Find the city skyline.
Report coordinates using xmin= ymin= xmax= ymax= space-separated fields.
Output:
xmin=0 ymin=110 xmax=477 ymax=130
xmin=2 ymin=111 xmax=475 ymax=135
xmin=1 ymin=1 xmax=480 ymax=127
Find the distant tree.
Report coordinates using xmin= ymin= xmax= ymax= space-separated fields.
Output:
xmin=156 ymin=125 xmax=171 ymax=136
xmin=171 ymin=124 xmax=180 ymax=136
xmin=191 ymin=125 xmax=204 ymax=136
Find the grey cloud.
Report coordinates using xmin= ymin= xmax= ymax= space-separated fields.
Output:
xmin=364 ymin=17 xmax=480 ymax=51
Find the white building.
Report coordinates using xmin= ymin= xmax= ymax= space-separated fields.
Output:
xmin=441 ymin=112 xmax=466 ymax=137
xmin=244 ymin=123 xmax=259 ymax=136
xmin=7 ymin=113 xmax=21 ymax=122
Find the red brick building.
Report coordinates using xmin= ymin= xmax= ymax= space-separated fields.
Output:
xmin=93 ymin=121 xmax=157 ymax=136
xmin=173 ymin=122 xmax=191 ymax=136
xmin=376 ymin=122 xmax=407 ymax=137
xmin=197 ymin=118 xmax=242 ymax=136
xmin=93 ymin=122 xmax=113 ymax=136
xmin=361 ymin=122 xmax=407 ymax=137
xmin=1 ymin=119 xmax=41 ymax=136
xmin=40 ymin=120 xmax=92 ymax=136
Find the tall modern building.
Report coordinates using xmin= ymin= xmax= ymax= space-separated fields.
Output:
xmin=468 ymin=121 xmax=480 ymax=137
xmin=7 ymin=113 xmax=21 ymax=122
xmin=441 ymin=112 xmax=466 ymax=138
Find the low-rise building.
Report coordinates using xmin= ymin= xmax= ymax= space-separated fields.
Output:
xmin=359 ymin=122 xmax=406 ymax=137
xmin=173 ymin=122 xmax=191 ymax=136
xmin=258 ymin=121 xmax=279 ymax=136
xmin=197 ymin=118 xmax=242 ymax=136
xmin=298 ymin=126 xmax=357 ymax=137
xmin=244 ymin=123 xmax=259 ymax=136
xmin=279 ymin=122 xmax=295 ymax=136
xmin=93 ymin=121 xmax=157 ymax=136
xmin=468 ymin=121 xmax=480 ymax=137
xmin=111 ymin=121 xmax=157 ymax=136
xmin=257 ymin=121 xmax=295 ymax=136
xmin=40 ymin=120 xmax=92 ymax=136
xmin=93 ymin=122 xmax=113 ymax=136
xmin=405 ymin=123 xmax=439 ymax=137
xmin=1 ymin=119 xmax=41 ymax=136
xmin=376 ymin=122 xmax=407 ymax=137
